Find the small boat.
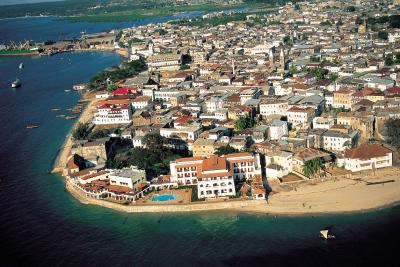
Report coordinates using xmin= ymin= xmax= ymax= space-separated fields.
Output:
xmin=51 ymin=108 xmax=61 ymax=111
xmin=320 ymin=229 xmax=335 ymax=240
xmin=26 ymin=124 xmax=39 ymax=129
xmin=56 ymin=114 xmax=66 ymax=118
xmin=64 ymin=89 xmax=71 ymax=92
xmin=65 ymin=116 xmax=77 ymax=120
xmin=11 ymin=78 xmax=21 ymax=88
xmin=19 ymin=63 xmax=24 ymax=69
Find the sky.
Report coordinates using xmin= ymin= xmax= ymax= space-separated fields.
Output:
xmin=0 ymin=0 xmax=63 ymax=6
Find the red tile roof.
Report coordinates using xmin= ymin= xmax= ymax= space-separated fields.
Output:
xmin=344 ymin=144 xmax=392 ymax=160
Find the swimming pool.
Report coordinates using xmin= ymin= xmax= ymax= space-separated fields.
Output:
xmin=151 ymin=194 xmax=177 ymax=202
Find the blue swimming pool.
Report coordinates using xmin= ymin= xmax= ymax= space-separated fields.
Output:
xmin=151 ymin=194 xmax=177 ymax=202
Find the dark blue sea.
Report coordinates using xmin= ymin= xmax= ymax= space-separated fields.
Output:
xmin=0 ymin=16 xmax=399 ymax=267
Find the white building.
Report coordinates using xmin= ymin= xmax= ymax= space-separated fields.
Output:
xmin=269 ymin=120 xmax=288 ymax=140
xmin=108 ymin=166 xmax=146 ymax=190
xmin=322 ymin=130 xmax=355 ymax=152
xmin=259 ymin=99 xmax=288 ymax=117
xmin=94 ymin=101 xmax=132 ymax=125
xmin=313 ymin=117 xmax=335 ymax=130
xmin=344 ymin=144 xmax=392 ymax=172
xmin=287 ymin=107 xmax=315 ymax=127
xmin=169 ymin=153 xmax=262 ymax=199
xmin=132 ymin=96 xmax=152 ymax=110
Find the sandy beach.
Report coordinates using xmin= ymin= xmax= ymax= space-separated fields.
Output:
xmin=66 ymin=167 xmax=400 ymax=214
xmin=52 ymin=92 xmax=98 ymax=173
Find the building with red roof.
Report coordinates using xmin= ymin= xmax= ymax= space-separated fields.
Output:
xmin=343 ymin=144 xmax=392 ymax=172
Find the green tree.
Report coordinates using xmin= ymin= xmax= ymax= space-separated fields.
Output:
xmin=385 ymin=55 xmax=394 ymax=66
xmin=180 ymin=64 xmax=190 ymax=70
xmin=302 ymin=157 xmax=323 ymax=178
xmin=72 ymin=123 xmax=91 ymax=140
xmin=385 ymin=118 xmax=400 ymax=148
xmin=378 ymin=31 xmax=388 ymax=40
xmin=307 ymin=67 xmax=326 ymax=80
xmin=234 ymin=116 xmax=254 ymax=131
xmin=215 ymin=145 xmax=239 ymax=156
xmin=328 ymin=72 xmax=338 ymax=81
xmin=107 ymin=84 xmax=118 ymax=92
xmin=346 ymin=6 xmax=356 ymax=12
xmin=283 ymin=35 xmax=291 ymax=44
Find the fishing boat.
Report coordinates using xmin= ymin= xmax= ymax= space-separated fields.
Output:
xmin=65 ymin=116 xmax=77 ymax=120
xmin=26 ymin=124 xmax=39 ymax=129
xmin=320 ymin=229 xmax=336 ymax=240
xmin=11 ymin=78 xmax=21 ymax=88
xmin=19 ymin=63 xmax=24 ymax=69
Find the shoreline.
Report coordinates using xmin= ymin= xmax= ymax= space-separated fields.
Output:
xmin=65 ymin=169 xmax=400 ymax=215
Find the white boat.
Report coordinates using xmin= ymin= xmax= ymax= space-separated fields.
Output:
xmin=19 ymin=63 xmax=24 ymax=69
xmin=320 ymin=229 xmax=335 ymax=240
xmin=11 ymin=78 xmax=21 ymax=88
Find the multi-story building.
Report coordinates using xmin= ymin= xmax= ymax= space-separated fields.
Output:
xmin=259 ymin=99 xmax=288 ymax=118
xmin=313 ymin=117 xmax=335 ymax=130
xmin=343 ymin=144 xmax=392 ymax=172
xmin=94 ymin=100 xmax=132 ymax=125
xmin=287 ymin=107 xmax=315 ymax=127
xmin=147 ymin=53 xmax=182 ymax=70
xmin=192 ymin=138 xmax=216 ymax=157
xmin=269 ymin=120 xmax=288 ymax=140
xmin=333 ymin=88 xmax=352 ymax=109
xmin=169 ymin=153 xmax=262 ymax=198
xmin=108 ymin=166 xmax=146 ymax=191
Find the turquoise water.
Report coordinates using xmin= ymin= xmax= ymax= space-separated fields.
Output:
xmin=151 ymin=194 xmax=177 ymax=202
xmin=0 ymin=16 xmax=399 ymax=267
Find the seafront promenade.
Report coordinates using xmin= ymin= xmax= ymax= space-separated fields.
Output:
xmin=66 ymin=168 xmax=400 ymax=214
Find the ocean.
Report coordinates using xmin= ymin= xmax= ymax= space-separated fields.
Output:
xmin=0 ymin=16 xmax=399 ymax=267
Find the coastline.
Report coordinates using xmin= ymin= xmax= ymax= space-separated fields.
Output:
xmin=65 ymin=168 xmax=400 ymax=215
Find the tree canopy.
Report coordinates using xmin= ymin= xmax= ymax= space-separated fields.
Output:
xmin=234 ymin=116 xmax=254 ymax=131
xmin=302 ymin=157 xmax=323 ymax=178
xmin=215 ymin=145 xmax=239 ymax=156
xmin=72 ymin=123 xmax=91 ymax=140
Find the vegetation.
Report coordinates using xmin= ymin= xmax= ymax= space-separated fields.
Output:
xmin=320 ymin=20 xmax=332 ymax=26
xmin=385 ymin=119 xmax=400 ymax=149
xmin=179 ymin=64 xmax=190 ymax=70
xmin=215 ymin=146 xmax=239 ymax=156
xmin=88 ymin=58 xmax=146 ymax=90
xmin=302 ymin=157 xmax=324 ymax=178
xmin=325 ymin=106 xmax=350 ymax=115
xmin=345 ymin=6 xmax=356 ymax=12
xmin=307 ymin=67 xmax=326 ymax=81
xmin=172 ymin=13 xmax=248 ymax=28
xmin=378 ymin=31 xmax=388 ymax=40
xmin=328 ymin=72 xmax=338 ymax=81
xmin=72 ymin=123 xmax=91 ymax=140
xmin=357 ymin=15 xmax=400 ymax=29
xmin=190 ymin=186 xmax=205 ymax=202
xmin=106 ymin=133 xmax=189 ymax=178
xmin=385 ymin=55 xmax=393 ymax=66
xmin=234 ymin=116 xmax=255 ymax=131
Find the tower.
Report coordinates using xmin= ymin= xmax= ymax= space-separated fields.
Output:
xmin=148 ymin=41 xmax=154 ymax=54
xmin=279 ymin=47 xmax=286 ymax=72
xmin=358 ymin=18 xmax=367 ymax=34
xmin=269 ymin=48 xmax=274 ymax=65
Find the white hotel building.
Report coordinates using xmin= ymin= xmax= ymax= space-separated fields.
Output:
xmin=170 ymin=153 xmax=262 ymax=199
xmin=94 ymin=102 xmax=132 ymax=125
